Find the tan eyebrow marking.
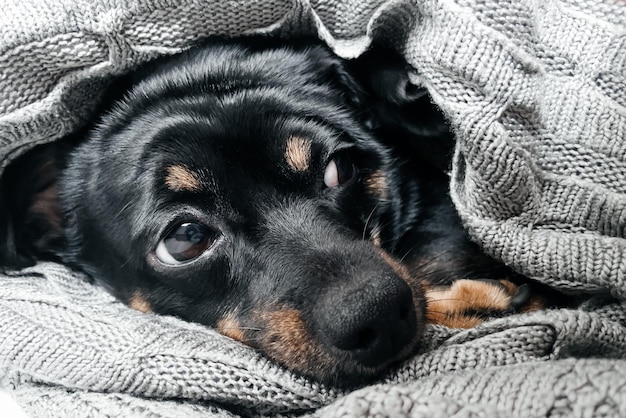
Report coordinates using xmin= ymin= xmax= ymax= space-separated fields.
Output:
xmin=128 ymin=290 xmax=152 ymax=313
xmin=165 ymin=165 xmax=201 ymax=192
xmin=365 ymin=170 xmax=389 ymax=199
xmin=285 ymin=136 xmax=312 ymax=172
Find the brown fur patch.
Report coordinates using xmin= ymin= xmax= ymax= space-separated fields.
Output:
xmin=31 ymin=183 xmax=61 ymax=226
xmin=520 ymin=296 xmax=546 ymax=312
xmin=260 ymin=308 xmax=331 ymax=375
xmin=258 ymin=301 xmax=422 ymax=381
xmin=285 ymin=136 xmax=312 ymax=172
xmin=425 ymin=279 xmax=511 ymax=328
xmin=217 ymin=313 xmax=247 ymax=343
xmin=370 ymin=227 xmax=382 ymax=247
xmin=30 ymin=183 xmax=63 ymax=247
xmin=165 ymin=165 xmax=201 ymax=192
xmin=498 ymin=279 xmax=518 ymax=295
xmin=431 ymin=314 xmax=484 ymax=328
xmin=364 ymin=170 xmax=388 ymax=200
xmin=128 ymin=291 xmax=152 ymax=313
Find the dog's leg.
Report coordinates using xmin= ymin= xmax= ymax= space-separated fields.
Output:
xmin=424 ymin=279 xmax=546 ymax=328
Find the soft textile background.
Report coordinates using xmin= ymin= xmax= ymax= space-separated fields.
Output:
xmin=1 ymin=0 xmax=625 ymax=416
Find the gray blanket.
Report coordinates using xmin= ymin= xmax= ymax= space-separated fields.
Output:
xmin=1 ymin=0 xmax=625 ymax=416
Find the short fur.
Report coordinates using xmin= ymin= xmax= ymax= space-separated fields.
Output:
xmin=0 ymin=38 xmax=568 ymax=387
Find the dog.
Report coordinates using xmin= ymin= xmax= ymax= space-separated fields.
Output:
xmin=0 ymin=37 xmax=567 ymax=387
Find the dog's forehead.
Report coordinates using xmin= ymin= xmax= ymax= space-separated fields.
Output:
xmin=157 ymin=122 xmax=331 ymax=195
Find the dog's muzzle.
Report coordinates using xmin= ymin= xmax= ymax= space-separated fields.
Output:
xmin=314 ymin=271 xmax=417 ymax=367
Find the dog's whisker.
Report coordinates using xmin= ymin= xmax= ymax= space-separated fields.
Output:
xmin=424 ymin=288 xmax=463 ymax=293
xmin=219 ymin=326 xmax=263 ymax=332
xmin=395 ymin=241 xmax=437 ymax=262
xmin=425 ymin=298 xmax=472 ymax=303
xmin=365 ymin=218 xmax=395 ymax=245
xmin=362 ymin=202 xmax=382 ymax=241
xmin=241 ymin=336 xmax=266 ymax=345
xmin=119 ymin=257 xmax=133 ymax=269
xmin=425 ymin=310 xmax=481 ymax=319
xmin=413 ymin=249 xmax=455 ymax=268
xmin=425 ymin=310 xmax=455 ymax=315
xmin=399 ymin=247 xmax=414 ymax=263
xmin=114 ymin=201 xmax=133 ymax=220
xmin=411 ymin=268 xmax=457 ymax=281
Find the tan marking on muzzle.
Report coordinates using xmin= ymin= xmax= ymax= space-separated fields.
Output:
xmin=365 ymin=170 xmax=388 ymax=200
xmin=259 ymin=308 xmax=341 ymax=379
xmin=258 ymin=303 xmax=419 ymax=382
xmin=285 ymin=136 xmax=312 ymax=172
xmin=128 ymin=290 xmax=152 ymax=313
xmin=217 ymin=313 xmax=247 ymax=343
xmin=165 ymin=165 xmax=201 ymax=192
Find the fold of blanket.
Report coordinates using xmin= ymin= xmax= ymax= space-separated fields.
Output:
xmin=1 ymin=0 xmax=625 ymax=416
xmin=3 ymin=263 xmax=626 ymax=416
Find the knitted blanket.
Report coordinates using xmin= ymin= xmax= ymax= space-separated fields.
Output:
xmin=1 ymin=0 xmax=625 ymax=416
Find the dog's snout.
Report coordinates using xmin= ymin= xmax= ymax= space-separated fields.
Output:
xmin=317 ymin=274 xmax=417 ymax=367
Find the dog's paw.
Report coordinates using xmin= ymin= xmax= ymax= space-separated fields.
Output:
xmin=425 ymin=279 xmax=544 ymax=328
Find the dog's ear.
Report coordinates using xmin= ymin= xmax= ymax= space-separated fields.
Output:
xmin=349 ymin=47 xmax=455 ymax=172
xmin=298 ymin=45 xmax=371 ymax=112
xmin=327 ymin=58 xmax=370 ymax=110
xmin=0 ymin=143 xmax=64 ymax=270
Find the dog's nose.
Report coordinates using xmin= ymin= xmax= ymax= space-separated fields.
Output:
xmin=317 ymin=274 xmax=417 ymax=367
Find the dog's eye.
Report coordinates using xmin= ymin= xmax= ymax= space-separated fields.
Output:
xmin=324 ymin=155 xmax=355 ymax=188
xmin=155 ymin=222 xmax=217 ymax=265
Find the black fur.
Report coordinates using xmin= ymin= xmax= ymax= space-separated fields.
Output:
xmin=1 ymin=37 xmax=563 ymax=387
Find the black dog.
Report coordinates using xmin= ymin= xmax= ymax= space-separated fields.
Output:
xmin=1 ymin=38 xmax=561 ymax=386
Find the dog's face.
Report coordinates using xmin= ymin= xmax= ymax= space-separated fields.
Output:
xmin=1 ymin=39 xmax=554 ymax=387
xmin=51 ymin=40 xmax=425 ymax=385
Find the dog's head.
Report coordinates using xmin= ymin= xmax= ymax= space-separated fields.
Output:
xmin=2 ymin=39 xmax=425 ymax=386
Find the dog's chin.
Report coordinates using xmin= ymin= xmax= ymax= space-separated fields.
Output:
xmin=260 ymin=328 xmax=423 ymax=388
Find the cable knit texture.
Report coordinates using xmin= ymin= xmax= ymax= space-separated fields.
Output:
xmin=1 ymin=0 xmax=625 ymax=416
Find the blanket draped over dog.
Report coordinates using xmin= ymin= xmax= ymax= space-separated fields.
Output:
xmin=1 ymin=0 xmax=625 ymax=416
